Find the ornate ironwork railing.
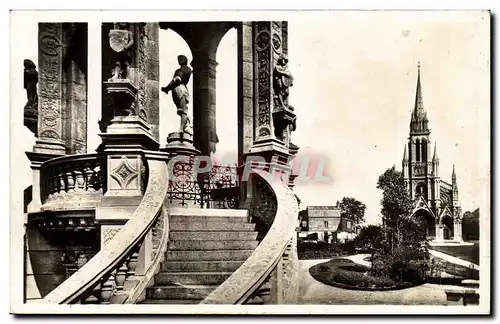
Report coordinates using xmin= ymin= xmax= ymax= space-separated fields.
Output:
xmin=38 ymin=153 xmax=170 ymax=304
xmin=167 ymin=158 xmax=239 ymax=209
xmin=39 ymin=153 xmax=106 ymax=211
xmin=201 ymin=170 xmax=300 ymax=304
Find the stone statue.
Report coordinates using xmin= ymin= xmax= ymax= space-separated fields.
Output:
xmin=108 ymin=23 xmax=134 ymax=81
xmin=161 ymin=55 xmax=193 ymax=135
xmin=273 ymin=54 xmax=294 ymax=108
xmin=23 ymin=59 xmax=38 ymax=111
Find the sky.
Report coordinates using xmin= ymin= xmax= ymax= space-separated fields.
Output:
xmin=10 ymin=11 xmax=490 ymax=225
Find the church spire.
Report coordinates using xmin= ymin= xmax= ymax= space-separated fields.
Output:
xmin=410 ymin=62 xmax=430 ymax=134
xmin=403 ymin=144 xmax=408 ymax=161
xmin=432 ymin=142 xmax=438 ymax=161
xmin=452 ymin=164 xmax=456 ymax=181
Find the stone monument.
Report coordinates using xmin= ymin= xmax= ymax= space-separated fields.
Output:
xmin=161 ymin=54 xmax=198 ymax=156
xmin=23 ymin=59 xmax=38 ymax=134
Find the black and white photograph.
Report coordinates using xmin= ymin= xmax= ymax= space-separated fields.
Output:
xmin=8 ymin=9 xmax=490 ymax=315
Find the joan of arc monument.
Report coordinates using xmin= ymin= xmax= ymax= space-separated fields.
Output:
xmin=161 ymin=55 xmax=194 ymax=136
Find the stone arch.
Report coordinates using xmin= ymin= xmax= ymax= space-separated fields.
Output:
xmin=440 ymin=213 xmax=454 ymax=240
xmin=413 ymin=208 xmax=436 ymax=239
xmin=159 ymin=22 xmax=236 ymax=155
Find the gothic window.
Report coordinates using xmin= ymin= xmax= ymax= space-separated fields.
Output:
xmin=415 ymin=139 xmax=421 ymax=162
xmin=421 ymin=139 xmax=427 ymax=162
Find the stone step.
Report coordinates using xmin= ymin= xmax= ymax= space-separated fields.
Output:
xmin=169 ymin=207 xmax=248 ymax=218
xmin=146 ymin=285 xmax=217 ymax=300
xmin=169 ymin=239 xmax=259 ymax=251
xmin=139 ymin=299 xmax=201 ymax=304
xmin=170 ymin=215 xmax=249 ymax=223
xmin=162 ymin=260 xmax=244 ymax=272
xmin=167 ymin=249 xmax=254 ymax=261
xmin=169 ymin=231 xmax=258 ymax=241
xmin=154 ymin=272 xmax=232 ymax=285
xmin=169 ymin=221 xmax=256 ymax=232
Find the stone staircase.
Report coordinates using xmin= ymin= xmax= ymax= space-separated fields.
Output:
xmin=141 ymin=208 xmax=258 ymax=304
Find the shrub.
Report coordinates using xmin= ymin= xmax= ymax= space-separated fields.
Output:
xmin=309 ymin=258 xmax=415 ymax=290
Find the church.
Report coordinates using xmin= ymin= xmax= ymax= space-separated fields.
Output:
xmin=401 ymin=63 xmax=463 ymax=243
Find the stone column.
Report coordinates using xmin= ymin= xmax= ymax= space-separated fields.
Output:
xmin=191 ymin=51 xmax=218 ymax=156
xmin=454 ymin=221 xmax=463 ymax=241
xmin=243 ymin=21 xmax=294 ymax=174
xmin=61 ymin=23 xmax=88 ymax=154
xmin=144 ymin=23 xmax=160 ymax=141
xmin=237 ymin=22 xmax=254 ymax=165
xmin=34 ymin=23 xmax=66 ymax=155
xmin=96 ymin=22 xmax=160 ymax=248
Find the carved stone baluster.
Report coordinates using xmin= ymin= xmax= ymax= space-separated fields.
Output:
xmin=114 ymin=261 xmax=128 ymax=291
xmin=100 ymin=275 xmax=114 ymax=305
xmin=74 ymin=164 xmax=85 ymax=192
xmin=126 ymin=251 xmax=139 ymax=278
xmin=66 ymin=167 xmax=76 ymax=193
xmin=84 ymin=164 xmax=95 ymax=192
xmin=58 ymin=168 xmax=67 ymax=197
xmin=51 ymin=173 xmax=60 ymax=199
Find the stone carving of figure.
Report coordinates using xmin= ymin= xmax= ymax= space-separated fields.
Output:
xmin=24 ymin=59 xmax=38 ymax=111
xmin=108 ymin=23 xmax=134 ymax=81
xmin=161 ymin=55 xmax=193 ymax=135
xmin=273 ymin=54 xmax=294 ymax=108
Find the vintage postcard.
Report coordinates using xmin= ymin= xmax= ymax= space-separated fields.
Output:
xmin=9 ymin=9 xmax=491 ymax=315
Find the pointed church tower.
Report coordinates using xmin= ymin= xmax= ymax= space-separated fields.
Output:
xmin=452 ymin=164 xmax=459 ymax=205
xmin=407 ymin=62 xmax=432 ymax=200
xmin=410 ymin=62 xmax=430 ymax=135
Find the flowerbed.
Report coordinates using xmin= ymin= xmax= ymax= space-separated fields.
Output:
xmin=309 ymin=258 xmax=416 ymax=291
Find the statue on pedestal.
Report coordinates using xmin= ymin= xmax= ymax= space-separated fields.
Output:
xmin=161 ymin=55 xmax=193 ymax=135
xmin=24 ymin=59 xmax=38 ymax=112
xmin=108 ymin=23 xmax=134 ymax=81
xmin=273 ymin=54 xmax=294 ymax=108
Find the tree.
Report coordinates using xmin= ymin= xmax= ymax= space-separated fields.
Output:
xmin=376 ymin=166 xmax=427 ymax=252
xmin=339 ymin=197 xmax=366 ymax=225
xmin=374 ymin=166 xmax=429 ymax=282
xmin=354 ymin=225 xmax=383 ymax=251
xmin=462 ymin=208 xmax=479 ymax=241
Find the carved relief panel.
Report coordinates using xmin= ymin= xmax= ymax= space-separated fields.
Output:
xmin=38 ymin=23 xmax=64 ymax=142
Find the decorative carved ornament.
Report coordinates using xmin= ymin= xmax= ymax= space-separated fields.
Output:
xmin=110 ymin=156 xmax=138 ymax=190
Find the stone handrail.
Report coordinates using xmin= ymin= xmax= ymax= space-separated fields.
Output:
xmin=39 ymin=153 xmax=105 ymax=210
xmin=201 ymin=170 xmax=299 ymax=304
xmin=37 ymin=153 xmax=169 ymax=304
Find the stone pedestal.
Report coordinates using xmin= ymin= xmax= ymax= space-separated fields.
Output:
xmin=161 ymin=132 xmax=202 ymax=209
xmin=162 ymin=132 xmax=200 ymax=157
xmin=96 ymin=80 xmax=159 ymax=248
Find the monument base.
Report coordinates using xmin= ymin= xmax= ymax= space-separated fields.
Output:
xmin=161 ymin=132 xmax=200 ymax=156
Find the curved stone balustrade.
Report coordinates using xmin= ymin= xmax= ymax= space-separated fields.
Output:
xmin=37 ymin=152 xmax=169 ymax=304
xmin=200 ymin=170 xmax=299 ymax=304
xmin=39 ymin=153 xmax=106 ymax=211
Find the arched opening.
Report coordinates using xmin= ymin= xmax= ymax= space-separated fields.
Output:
xmin=421 ymin=138 xmax=427 ymax=162
xmin=441 ymin=214 xmax=454 ymax=240
xmin=214 ymin=28 xmax=237 ymax=166
xmin=159 ymin=29 xmax=193 ymax=146
xmin=415 ymin=139 xmax=421 ymax=162
xmin=414 ymin=209 xmax=435 ymax=239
